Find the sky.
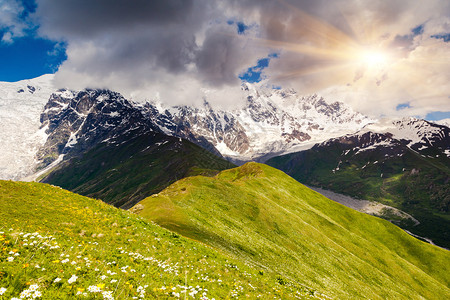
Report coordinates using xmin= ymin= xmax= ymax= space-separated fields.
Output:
xmin=0 ymin=0 xmax=449 ymax=120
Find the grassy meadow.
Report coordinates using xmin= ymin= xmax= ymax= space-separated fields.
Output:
xmin=0 ymin=180 xmax=321 ymax=299
xmin=135 ymin=163 xmax=450 ymax=299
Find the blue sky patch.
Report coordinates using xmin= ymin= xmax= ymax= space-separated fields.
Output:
xmin=227 ymin=20 xmax=251 ymax=35
xmin=0 ymin=0 xmax=67 ymax=82
xmin=0 ymin=35 xmax=66 ymax=81
xmin=425 ymin=111 xmax=450 ymax=121
xmin=237 ymin=22 xmax=249 ymax=34
xmin=396 ymin=103 xmax=411 ymax=110
xmin=431 ymin=33 xmax=450 ymax=42
xmin=239 ymin=53 xmax=279 ymax=83
xmin=411 ymin=24 xmax=424 ymax=36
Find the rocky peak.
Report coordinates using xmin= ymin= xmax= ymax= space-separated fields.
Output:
xmin=37 ymin=89 xmax=160 ymax=169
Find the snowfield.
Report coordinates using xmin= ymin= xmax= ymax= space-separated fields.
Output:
xmin=0 ymin=75 xmax=55 ymax=180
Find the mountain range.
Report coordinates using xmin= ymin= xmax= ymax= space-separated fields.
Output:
xmin=0 ymin=75 xmax=372 ymax=181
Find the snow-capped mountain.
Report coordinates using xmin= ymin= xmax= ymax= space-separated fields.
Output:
xmin=35 ymin=89 xmax=234 ymax=209
xmin=144 ymin=83 xmax=373 ymax=163
xmin=0 ymin=75 xmax=55 ymax=180
xmin=36 ymin=82 xmax=371 ymax=168
xmin=434 ymin=118 xmax=450 ymax=128
xmin=36 ymin=88 xmax=161 ymax=170
xmin=332 ymin=117 xmax=450 ymax=157
xmin=20 ymin=78 xmax=373 ymax=178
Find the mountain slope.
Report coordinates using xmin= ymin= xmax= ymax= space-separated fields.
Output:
xmin=132 ymin=163 xmax=450 ymax=299
xmin=37 ymin=88 xmax=234 ymax=208
xmin=0 ymin=180 xmax=319 ymax=299
xmin=40 ymin=132 xmax=235 ymax=209
xmin=267 ymin=118 xmax=450 ymax=248
xmin=36 ymin=88 xmax=162 ymax=170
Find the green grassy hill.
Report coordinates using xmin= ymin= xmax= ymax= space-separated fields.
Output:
xmin=40 ymin=133 xmax=235 ymax=209
xmin=134 ymin=163 xmax=450 ymax=299
xmin=266 ymin=139 xmax=450 ymax=248
xmin=0 ymin=180 xmax=321 ymax=299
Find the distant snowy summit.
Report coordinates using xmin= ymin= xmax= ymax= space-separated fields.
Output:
xmin=434 ymin=118 xmax=450 ymax=128
xmin=145 ymin=82 xmax=374 ymax=163
xmin=319 ymin=117 xmax=450 ymax=159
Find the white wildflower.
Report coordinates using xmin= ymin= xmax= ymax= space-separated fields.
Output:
xmin=32 ymin=290 xmax=42 ymax=298
xmin=68 ymin=275 xmax=78 ymax=284
xmin=28 ymin=284 xmax=39 ymax=291
xmin=102 ymin=290 xmax=114 ymax=300
xmin=87 ymin=285 xmax=102 ymax=293
xmin=20 ymin=289 xmax=31 ymax=298
xmin=0 ymin=287 xmax=6 ymax=295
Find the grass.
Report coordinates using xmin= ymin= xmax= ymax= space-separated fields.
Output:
xmin=266 ymin=143 xmax=450 ymax=248
xmin=0 ymin=180 xmax=321 ymax=299
xmin=135 ymin=163 xmax=450 ymax=299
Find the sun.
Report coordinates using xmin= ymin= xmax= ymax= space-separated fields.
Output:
xmin=359 ymin=48 xmax=389 ymax=67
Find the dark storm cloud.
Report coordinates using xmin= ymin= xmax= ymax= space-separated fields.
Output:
xmin=33 ymin=0 xmax=267 ymax=99
xmin=35 ymin=0 xmax=197 ymax=39
xmin=196 ymin=31 xmax=251 ymax=86
xmin=34 ymin=0 xmax=205 ymax=75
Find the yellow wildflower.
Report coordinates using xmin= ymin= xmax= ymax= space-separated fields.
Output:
xmin=97 ymin=283 xmax=105 ymax=289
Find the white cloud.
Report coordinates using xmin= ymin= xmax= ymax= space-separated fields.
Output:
xmin=35 ymin=0 xmax=268 ymax=108
xmin=29 ymin=0 xmax=450 ymax=116
xmin=0 ymin=0 xmax=27 ymax=43
xmin=255 ymin=0 xmax=450 ymax=117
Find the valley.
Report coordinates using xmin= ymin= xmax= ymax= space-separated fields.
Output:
xmin=266 ymin=120 xmax=450 ymax=248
